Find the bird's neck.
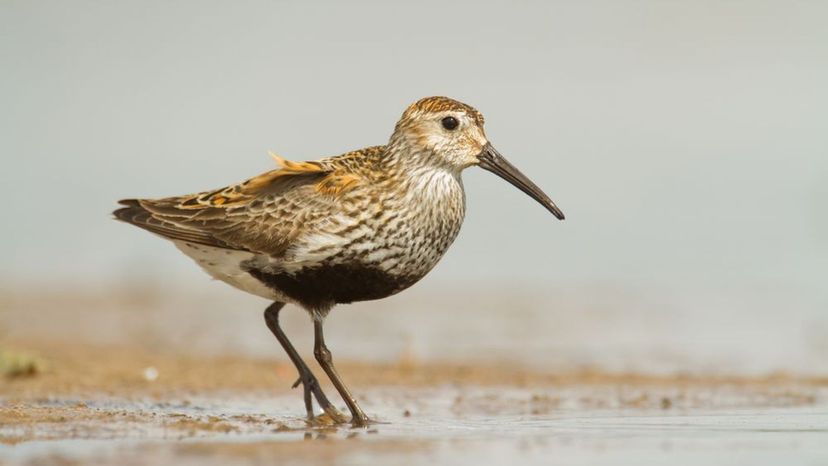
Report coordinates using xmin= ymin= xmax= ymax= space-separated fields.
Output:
xmin=375 ymin=144 xmax=465 ymax=225
xmin=382 ymin=135 xmax=460 ymax=176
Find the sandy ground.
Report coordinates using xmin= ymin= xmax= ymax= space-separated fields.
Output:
xmin=2 ymin=339 xmax=827 ymax=465
xmin=2 ymin=288 xmax=827 ymax=464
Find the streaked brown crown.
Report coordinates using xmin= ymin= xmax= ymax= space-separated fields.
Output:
xmin=399 ymin=96 xmax=485 ymax=127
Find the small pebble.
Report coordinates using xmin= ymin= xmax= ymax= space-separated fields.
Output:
xmin=143 ymin=366 xmax=159 ymax=382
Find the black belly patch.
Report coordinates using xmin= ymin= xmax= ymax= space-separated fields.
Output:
xmin=245 ymin=263 xmax=416 ymax=312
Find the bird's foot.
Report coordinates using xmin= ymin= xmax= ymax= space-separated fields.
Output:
xmin=349 ymin=413 xmax=373 ymax=428
xmin=292 ymin=374 xmax=349 ymax=424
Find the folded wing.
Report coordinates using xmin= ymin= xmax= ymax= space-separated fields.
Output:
xmin=114 ymin=153 xmax=370 ymax=257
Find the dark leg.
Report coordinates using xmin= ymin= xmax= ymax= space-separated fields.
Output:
xmin=263 ymin=302 xmax=347 ymax=423
xmin=313 ymin=320 xmax=371 ymax=427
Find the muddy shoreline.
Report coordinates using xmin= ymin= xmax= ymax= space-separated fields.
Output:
xmin=2 ymin=340 xmax=826 ymax=446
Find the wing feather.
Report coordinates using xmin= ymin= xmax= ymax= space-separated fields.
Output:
xmin=113 ymin=149 xmax=382 ymax=256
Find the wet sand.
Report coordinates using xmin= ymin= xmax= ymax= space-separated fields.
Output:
xmin=2 ymin=287 xmax=827 ymax=464
xmin=2 ymin=340 xmax=827 ymax=465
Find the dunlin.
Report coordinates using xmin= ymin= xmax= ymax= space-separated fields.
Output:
xmin=114 ymin=96 xmax=564 ymax=426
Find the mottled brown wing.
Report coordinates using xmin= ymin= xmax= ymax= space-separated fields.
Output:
xmin=114 ymin=155 xmax=367 ymax=256
xmin=113 ymin=198 xmax=238 ymax=248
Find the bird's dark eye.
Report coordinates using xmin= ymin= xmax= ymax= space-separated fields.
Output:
xmin=441 ymin=116 xmax=459 ymax=131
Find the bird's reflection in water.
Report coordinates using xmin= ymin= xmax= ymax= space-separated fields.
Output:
xmin=300 ymin=424 xmax=379 ymax=441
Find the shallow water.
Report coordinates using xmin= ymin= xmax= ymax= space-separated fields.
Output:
xmin=3 ymin=386 xmax=827 ymax=466
xmin=2 ymin=287 xmax=827 ymax=464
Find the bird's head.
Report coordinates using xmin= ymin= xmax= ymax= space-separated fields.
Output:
xmin=391 ymin=96 xmax=564 ymax=220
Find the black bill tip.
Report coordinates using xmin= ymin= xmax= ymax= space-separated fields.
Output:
xmin=477 ymin=144 xmax=565 ymax=220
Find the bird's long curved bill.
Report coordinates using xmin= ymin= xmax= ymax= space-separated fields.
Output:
xmin=477 ymin=144 xmax=565 ymax=220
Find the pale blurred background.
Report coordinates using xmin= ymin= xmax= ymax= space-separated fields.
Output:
xmin=1 ymin=0 xmax=826 ymax=375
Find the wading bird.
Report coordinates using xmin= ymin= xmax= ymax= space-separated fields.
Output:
xmin=114 ymin=96 xmax=564 ymax=426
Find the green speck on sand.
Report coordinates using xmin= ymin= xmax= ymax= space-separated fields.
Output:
xmin=0 ymin=350 xmax=44 ymax=378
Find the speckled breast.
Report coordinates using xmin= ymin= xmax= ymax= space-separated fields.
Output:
xmin=247 ymin=169 xmax=467 ymax=313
